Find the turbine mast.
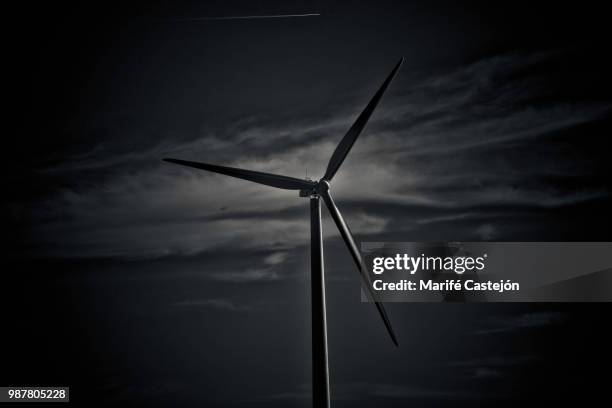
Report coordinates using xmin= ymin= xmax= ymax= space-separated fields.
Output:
xmin=311 ymin=195 xmax=331 ymax=408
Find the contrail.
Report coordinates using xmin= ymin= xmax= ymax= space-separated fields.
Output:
xmin=169 ymin=13 xmax=320 ymax=22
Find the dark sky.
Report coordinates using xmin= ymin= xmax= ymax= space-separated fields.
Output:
xmin=3 ymin=1 xmax=612 ymax=406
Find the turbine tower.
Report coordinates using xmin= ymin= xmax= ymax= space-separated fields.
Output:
xmin=164 ymin=58 xmax=403 ymax=407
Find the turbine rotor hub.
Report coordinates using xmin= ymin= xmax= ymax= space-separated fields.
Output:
xmin=316 ymin=179 xmax=331 ymax=194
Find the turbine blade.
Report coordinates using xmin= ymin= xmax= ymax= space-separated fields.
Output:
xmin=321 ymin=190 xmax=399 ymax=346
xmin=163 ymin=158 xmax=316 ymax=190
xmin=323 ymin=58 xmax=404 ymax=181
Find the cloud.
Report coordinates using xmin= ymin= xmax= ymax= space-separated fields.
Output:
xmin=267 ymin=381 xmax=504 ymax=402
xmin=444 ymin=355 xmax=538 ymax=368
xmin=210 ymin=268 xmax=280 ymax=282
xmin=367 ymin=383 xmax=488 ymax=400
xmin=476 ymin=312 xmax=566 ymax=335
xmin=444 ymin=354 xmax=538 ymax=380
xmin=23 ymin=50 xmax=611 ymax=259
xmin=171 ymin=298 xmax=251 ymax=312
xmin=265 ymin=384 xmax=311 ymax=401
xmin=475 ymin=223 xmax=497 ymax=240
xmin=264 ymin=251 xmax=288 ymax=265
xmin=473 ymin=367 xmax=502 ymax=379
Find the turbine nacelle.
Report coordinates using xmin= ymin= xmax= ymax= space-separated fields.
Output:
xmin=299 ymin=178 xmax=331 ymax=198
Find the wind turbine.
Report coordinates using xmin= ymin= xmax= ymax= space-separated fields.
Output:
xmin=164 ymin=58 xmax=403 ymax=407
